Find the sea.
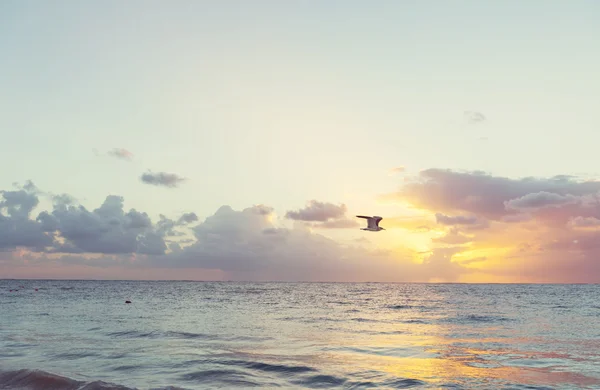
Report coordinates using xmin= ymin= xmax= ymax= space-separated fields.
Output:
xmin=1 ymin=281 xmax=599 ymax=390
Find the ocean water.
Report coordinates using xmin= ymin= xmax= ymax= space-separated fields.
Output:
xmin=1 ymin=281 xmax=599 ymax=390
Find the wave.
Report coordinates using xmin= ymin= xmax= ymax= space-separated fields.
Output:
xmin=0 ymin=368 xmax=186 ymax=390
xmin=0 ymin=359 xmax=429 ymax=389
xmin=103 ymin=330 xmax=271 ymax=343
xmin=180 ymin=369 xmax=261 ymax=387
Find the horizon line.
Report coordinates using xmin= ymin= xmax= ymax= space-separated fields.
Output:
xmin=1 ymin=278 xmax=598 ymax=285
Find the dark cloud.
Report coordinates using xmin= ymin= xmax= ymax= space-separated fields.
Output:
xmin=0 ymin=188 xmax=54 ymax=251
xmin=464 ymin=110 xmax=486 ymax=124
xmin=285 ymin=200 xmax=358 ymax=229
xmin=0 ymin=189 xmax=39 ymax=219
xmin=140 ymin=172 xmax=186 ymax=188
xmin=177 ymin=212 xmax=198 ymax=225
xmin=0 ymin=183 xmax=199 ymax=256
xmin=108 ymin=148 xmax=133 ymax=161
xmin=43 ymin=195 xmax=168 ymax=255
xmin=12 ymin=180 xmax=79 ymax=209
xmin=154 ymin=212 xmax=197 ymax=237
xmin=286 ymin=200 xmax=347 ymax=222
xmin=12 ymin=180 xmax=39 ymax=194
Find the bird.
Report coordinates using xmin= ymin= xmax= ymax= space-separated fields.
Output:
xmin=356 ymin=215 xmax=385 ymax=231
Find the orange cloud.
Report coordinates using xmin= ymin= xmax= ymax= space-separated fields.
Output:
xmin=382 ymin=169 xmax=600 ymax=282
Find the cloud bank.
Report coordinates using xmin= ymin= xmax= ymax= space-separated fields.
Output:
xmin=388 ymin=168 xmax=600 ymax=282
xmin=1 ymin=182 xmax=461 ymax=282
xmin=5 ymin=167 xmax=600 ymax=282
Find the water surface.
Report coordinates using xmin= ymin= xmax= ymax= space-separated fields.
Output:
xmin=1 ymin=281 xmax=599 ymax=389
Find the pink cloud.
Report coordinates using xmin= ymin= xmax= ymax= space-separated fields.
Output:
xmin=388 ymin=168 xmax=600 ymax=282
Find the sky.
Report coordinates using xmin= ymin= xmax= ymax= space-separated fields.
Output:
xmin=1 ymin=0 xmax=600 ymax=282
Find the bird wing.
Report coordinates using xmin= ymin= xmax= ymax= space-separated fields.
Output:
xmin=356 ymin=215 xmax=374 ymax=228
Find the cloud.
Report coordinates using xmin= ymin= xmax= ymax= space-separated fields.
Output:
xmin=464 ymin=110 xmax=486 ymax=124
xmin=434 ymin=213 xmax=490 ymax=232
xmin=285 ymin=200 xmax=359 ymax=229
xmin=286 ymin=200 xmax=346 ymax=222
xmin=432 ymin=229 xmax=473 ymax=245
xmin=388 ymin=166 xmax=406 ymax=176
xmin=501 ymin=213 xmax=533 ymax=223
xmin=145 ymin=204 xmax=468 ymax=281
xmin=107 ymin=148 xmax=133 ymax=161
xmin=1 ymin=182 xmax=475 ymax=282
xmin=140 ymin=172 xmax=186 ymax=188
xmin=435 ymin=213 xmax=486 ymax=227
xmin=567 ymin=216 xmax=600 ymax=230
xmin=317 ymin=218 xmax=360 ymax=229
xmin=39 ymin=195 xmax=168 ymax=255
xmin=0 ymin=189 xmax=54 ymax=251
xmin=389 ymin=168 xmax=600 ymax=282
xmin=396 ymin=169 xmax=600 ymax=221
xmin=504 ymin=191 xmax=581 ymax=212
xmin=177 ymin=212 xmax=199 ymax=225
xmin=42 ymin=196 xmax=192 ymax=255
xmin=0 ymin=183 xmax=197 ymax=256
xmin=1 ymin=188 xmax=39 ymax=219
xmin=8 ymin=167 xmax=600 ymax=282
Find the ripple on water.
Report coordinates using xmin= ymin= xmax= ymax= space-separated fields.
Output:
xmin=180 ymin=369 xmax=261 ymax=387
xmin=240 ymin=361 xmax=316 ymax=374
xmin=444 ymin=314 xmax=513 ymax=324
xmin=290 ymin=374 xmax=347 ymax=388
xmin=51 ymin=351 xmax=102 ymax=360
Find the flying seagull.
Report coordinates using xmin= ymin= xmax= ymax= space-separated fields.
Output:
xmin=356 ymin=215 xmax=385 ymax=231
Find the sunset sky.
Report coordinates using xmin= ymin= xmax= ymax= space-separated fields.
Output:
xmin=1 ymin=0 xmax=599 ymax=282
